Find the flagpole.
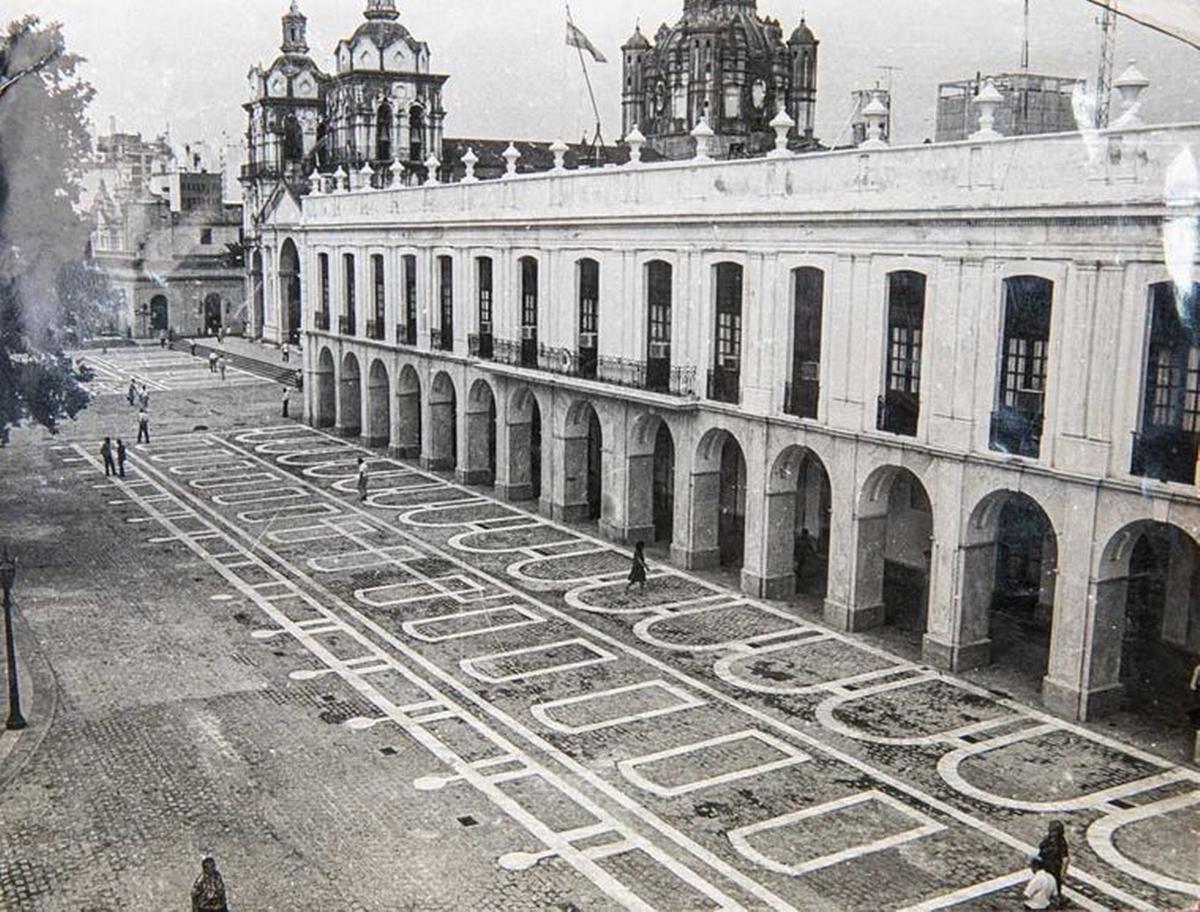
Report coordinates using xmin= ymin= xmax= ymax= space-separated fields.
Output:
xmin=566 ymin=4 xmax=605 ymax=161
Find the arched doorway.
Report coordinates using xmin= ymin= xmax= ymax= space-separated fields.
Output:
xmin=464 ymin=379 xmax=498 ymax=486
xmin=375 ymin=103 xmax=393 ymax=163
xmin=149 ymin=295 xmax=169 ymax=334
xmin=395 ymin=364 xmax=421 ymax=458
xmin=1095 ymin=522 xmax=1200 ymax=723
xmin=561 ymin=401 xmax=603 ymax=522
xmin=204 ymin=293 xmax=223 ymax=336
xmin=686 ymin=429 xmax=746 ymax=571
xmin=315 ymin=347 xmax=335 ymax=428
xmin=428 ymin=371 xmax=457 ymax=471
xmin=763 ymin=446 xmax=832 ymax=600
xmin=280 ymin=239 xmax=302 ymax=345
xmin=504 ymin=387 xmax=542 ymax=502
xmin=851 ymin=466 xmax=933 ymax=635
xmin=366 ymin=359 xmax=390 ymax=448
xmin=652 ymin=423 xmax=675 ymax=545
xmin=718 ymin=436 xmax=747 ymax=569
xmin=960 ymin=491 xmax=1057 ymax=679
xmin=626 ymin=414 xmax=676 ymax=548
xmin=251 ymin=251 xmax=264 ymax=338
xmin=339 ymin=353 xmax=362 ymax=437
xmin=409 ymin=105 xmax=426 ymax=162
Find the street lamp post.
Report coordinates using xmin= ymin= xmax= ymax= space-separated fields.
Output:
xmin=0 ymin=548 xmax=27 ymax=731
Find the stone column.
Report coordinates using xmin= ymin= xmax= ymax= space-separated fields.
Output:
xmin=459 ymin=393 xmax=496 ymax=486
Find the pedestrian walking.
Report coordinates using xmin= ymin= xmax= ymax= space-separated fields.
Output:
xmin=126 ymin=379 xmax=137 ymax=406
xmin=218 ymin=357 xmax=227 ymax=381
xmin=626 ymin=541 xmax=649 ymax=593
xmin=356 ymin=457 xmax=369 ymax=502
xmin=218 ymin=325 xmax=226 ymax=344
xmin=1022 ymin=857 xmax=1058 ymax=911
xmin=1037 ymin=820 xmax=1070 ymax=906
xmin=116 ymin=438 xmax=127 ymax=478
xmin=190 ymin=857 xmax=229 ymax=912
xmin=159 ymin=329 xmax=167 ymax=349
xmin=139 ymin=383 xmax=150 ymax=410
xmin=281 ymin=386 xmax=290 ymax=419
xmin=137 ymin=408 xmax=150 ymax=445
xmin=100 ymin=437 xmax=116 ymax=476
xmin=281 ymin=342 xmax=290 ymax=364
xmin=208 ymin=351 xmax=218 ymax=373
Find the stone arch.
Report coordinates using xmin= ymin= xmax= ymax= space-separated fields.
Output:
xmin=315 ymin=347 xmax=336 ymax=428
xmin=462 ymin=378 xmax=498 ymax=486
xmin=338 ymin=352 xmax=362 ymax=437
xmin=957 ymin=490 xmax=1058 ymax=679
xmin=394 ymin=363 xmax=421 ymax=458
xmin=408 ymin=104 xmax=426 ymax=162
xmin=427 ymin=370 xmax=457 ymax=470
xmin=628 ymin=412 xmax=677 ymax=546
xmin=149 ymin=294 xmax=169 ymax=334
xmin=690 ymin=428 xmax=747 ymax=570
xmin=365 ymin=358 xmax=391 ymax=447
xmin=375 ymin=102 xmax=393 ymax=162
xmin=556 ymin=399 xmax=606 ymax=522
xmin=851 ymin=465 xmax=933 ymax=634
xmin=203 ymin=293 xmax=223 ymax=336
xmin=757 ymin=444 xmax=833 ymax=600
xmin=280 ymin=238 xmax=302 ymax=345
xmin=503 ymin=385 xmax=544 ymax=502
xmin=1093 ymin=520 xmax=1200 ymax=721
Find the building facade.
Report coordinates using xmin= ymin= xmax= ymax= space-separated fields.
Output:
xmin=936 ymin=73 xmax=1081 ymax=143
xmin=622 ymin=0 xmax=819 ymax=159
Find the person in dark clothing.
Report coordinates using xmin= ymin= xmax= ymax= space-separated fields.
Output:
xmin=1037 ymin=819 xmax=1070 ymax=905
xmin=626 ymin=541 xmax=648 ymax=592
xmin=191 ymin=857 xmax=228 ymax=912
xmin=281 ymin=386 xmax=290 ymax=419
xmin=100 ymin=437 xmax=116 ymax=476
xmin=137 ymin=409 xmax=150 ymax=445
xmin=116 ymin=439 xmax=127 ymax=478
xmin=127 ymin=379 xmax=137 ymax=406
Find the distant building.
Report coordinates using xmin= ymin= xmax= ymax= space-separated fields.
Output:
xmin=936 ymin=73 xmax=1082 ymax=143
xmin=850 ymin=88 xmax=891 ymax=146
xmin=621 ymin=0 xmax=819 ymax=159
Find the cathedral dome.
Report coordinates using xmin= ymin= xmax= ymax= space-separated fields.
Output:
xmin=349 ymin=19 xmax=416 ymax=50
xmin=789 ymin=18 xmax=817 ymax=46
xmin=623 ymin=25 xmax=651 ymax=50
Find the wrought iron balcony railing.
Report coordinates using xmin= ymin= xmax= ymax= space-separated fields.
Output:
xmin=468 ymin=332 xmax=494 ymax=360
xmin=783 ymin=378 xmax=819 ymax=420
xmin=707 ymin=366 xmax=741 ymax=404
xmin=877 ymin=393 xmax=919 ymax=437
xmin=338 ymin=315 xmax=355 ymax=336
xmin=395 ymin=323 xmax=417 ymax=346
xmin=365 ymin=320 xmax=385 ymax=341
xmin=479 ymin=337 xmax=696 ymax=397
xmin=315 ymin=311 xmax=330 ymax=332
xmin=989 ymin=408 xmax=1044 ymax=458
xmin=1130 ymin=429 xmax=1199 ymax=485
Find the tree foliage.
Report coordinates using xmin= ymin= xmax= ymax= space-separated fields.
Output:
xmin=0 ymin=16 xmax=110 ymax=442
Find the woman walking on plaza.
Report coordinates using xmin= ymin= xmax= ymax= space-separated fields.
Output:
xmin=626 ymin=541 xmax=648 ymax=593
xmin=191 ymin=857 xmax=229 ymax=912
xmin=356 ymin=457 xmax=369 ymax=502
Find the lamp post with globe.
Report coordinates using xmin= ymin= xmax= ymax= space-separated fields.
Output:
xmin=0 ymin=548 xmax=26 ymax=731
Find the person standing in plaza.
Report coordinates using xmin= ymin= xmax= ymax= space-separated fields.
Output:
xmin=208 ymin=350 xmax=218 ymax=373
xmin=190 ymin=857 xmax=229 ymax=912
xmin=218 ymin=356 xmax=227 ymax=381
xmin=100 ymin=437 xmax=116 ymax=476
xmin=1037 ymin=820 xmax=1070 ymax=905
xmin=281 ymin=342 xmax=290 ymax=363
xmin=126 ymin=378 xmax=137 ymax=406
xmin=356 ymin=457 xmax=369 ymax=502
xmin=137 ymin=408 xmax=150 ymax=445
xmin=281 ymin=386 xmax=290 ymax=419
xmin=626 ymin=541 xmax=648 ymax=593
xmin=139 ymin=383 xmax=150 ymax=410
xmin=116 ymin=438 xmax=127 ymax=478
xmin=1022 ymin=857 xmax=1058 ymax=911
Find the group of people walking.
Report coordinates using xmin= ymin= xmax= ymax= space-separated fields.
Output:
xmin=1023 ymin=820 xmax=1071 ymax=909
xmin=207 ymin=350 xmax=229 ymax=380
xmin=109 ymin=379 xmax=152 ymax=475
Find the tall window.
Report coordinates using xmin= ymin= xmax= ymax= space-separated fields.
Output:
xmin=409 ymin=106 xmax=425 ymax=162
xmin=646 ymin=261 xmax=673 ymax=392
xmin=520 ymin=257 xmax=539 ymax=368
xmin=342 ymin=253 xmax=356 ymax=336
xmin=401 ymin=254 xmax=417 ymax=345
xmin=438 ymin=255 xmax=454 ymax=351
xmin=376 ymin=103 xmax=393 ymax=162
xmin=282 ymin=115 xmax=304 ymax=166
xmin=318 ymin=253 xmax=330 ymax=326
xmin=879 ymin=270 xmax=926 ymax=436
xmin=578 ymin=258 xmax=599 ymax=378
xmin=788 ymin=267 xmax=824 ymax=419
xmin=1133 ymin=282 xmax=1200 ymax=483
xmin=371 ymin=254 xmax=385 ymax=339
xmin=709 ymin=262 xmax=743 ymax=403
xmin=991 ymin=276 xmax=1053 ymax=457
xmin=476 ymin=257 xmax=494 ymax=359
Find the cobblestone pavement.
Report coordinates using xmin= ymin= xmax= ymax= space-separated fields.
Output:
xmin=77 ymin=343 xmax=265 ymax=395
xmin=1 ymin=360 xmax=1198 ymax=911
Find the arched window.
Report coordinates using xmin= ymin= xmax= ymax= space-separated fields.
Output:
xmin=409 ymin=105 xmax=425 ymax=162
xmin=879 ymin=270 xmax=926 ymax=437
xmin=376 ymin=103 xmax=393 ymax=162
xmin=282 ymin=115 xmax=304 ymax=166
xmin=991 ymin=276 xmax=1053 ymax=457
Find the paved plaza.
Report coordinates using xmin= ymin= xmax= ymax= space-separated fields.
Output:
xmin=0 ymin=347 xmax=1198 ymax=911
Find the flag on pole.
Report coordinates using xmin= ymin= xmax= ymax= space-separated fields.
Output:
xmin=1082 ymin=0 xmax=1200 ymax=49
xmin=566 ymin=20 xmax=608 ymax=63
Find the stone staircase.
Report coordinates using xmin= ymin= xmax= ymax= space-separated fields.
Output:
xmin=173 ymin=340 xmax=302 ymax=389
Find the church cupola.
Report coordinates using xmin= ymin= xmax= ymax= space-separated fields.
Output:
xmin=364 ymin=0 xmax=401 ymax=21
xmin=281 ymin=0 xmax=309 ymax=55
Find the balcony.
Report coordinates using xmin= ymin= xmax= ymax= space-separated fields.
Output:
xmin=315 ymin=311 xmax=330 ymax=332
xmin=480 ymin=338 xmax=696 ymax=397
xmin=430 ymin=328 xmax=453 ymax=352
xmin=990 ymin=408 xmax=1044 ymax=458
xmin=338 ymin=315 xmax=356 ymax=336
xmin=877 ymin=392 xmax=919 ymax=437
xmin=784 ymin=377 xmax=819 ymax=420
xmin=365 ymin=320 xmax=385 ymax=341
xmin=707 ymin=366 xmax=741 ymax=405
xmin=1131 ymin=429 xmax=1199 ymax=485
xmin=468 ymin=333 xmax=494 ymax=359
xmin=395 ymin=323 xmax=417 ymax=346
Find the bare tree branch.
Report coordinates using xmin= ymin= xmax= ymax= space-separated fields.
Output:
xmin=0 ymin=49 xmax=60 ymax=101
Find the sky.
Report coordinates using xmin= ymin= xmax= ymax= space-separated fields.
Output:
xmin=10 ymin=0 xmax=1200 ymax=151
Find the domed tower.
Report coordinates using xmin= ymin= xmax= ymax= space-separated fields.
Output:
xmin=622 ymin=25 xmax=652 ymax=138
xmin=787 ymin=18 xmax=819 ymax=142
xmin=281 ymin=0 xmax=308 ymax=54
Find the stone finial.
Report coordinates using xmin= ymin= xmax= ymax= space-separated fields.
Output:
xmin=389 ymin=158 xmax=403 ymax=186
xmin=461 ymin=147 xmax=479 ymax=183
xmin=424 ymin=153 xmax=441 ymax=185
xmin=626 ymin=125 xmax=646 ymax=165
xmin=333 ymin=165 xmax=348 ymax=193
xmin=768 ymin=107 xmax=795 ymax=158
xmin=859 ymin=93 xmax=889 ymax=149
xmin=359 ymin=160 xmax=375 ymax=191
xmin=549 ymin=138 xmax=569 ymax=173
xmin=308 ymin=169 xmax=323 ymax=196
xmin=691 ymin=117 xmax=715 ymax=161
xmin=970 ymin=79 xmax=1004 ymax=140
xmin=502 ymin=142 xmax=521 ymax=179
xmin=1113 ymin=60 xmax=1150 ymax=126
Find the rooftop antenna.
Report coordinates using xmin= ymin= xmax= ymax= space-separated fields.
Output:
xmin=1022 ymin=0 xmax=1031 ymax=70
xmin=1096 ymin=1 xmax=1118 ymax=127
xmin=878 ymin=65 xmax=901 ymax=139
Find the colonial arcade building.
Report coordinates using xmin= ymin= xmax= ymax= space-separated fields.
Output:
xmin=255 ymin=112 xmax=1200 ymax=732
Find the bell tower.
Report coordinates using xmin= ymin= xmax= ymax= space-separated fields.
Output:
xmin=281 ymin=0 xmax=308 ymax=54
xmin=364 ymin=0 xmax=400 ymax=20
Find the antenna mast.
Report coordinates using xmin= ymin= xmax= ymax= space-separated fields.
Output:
xmin=1096 ymin=2 xmax=1118 ymax=127
xmin=1022 ymin=0 xmax=1031 ymax=70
